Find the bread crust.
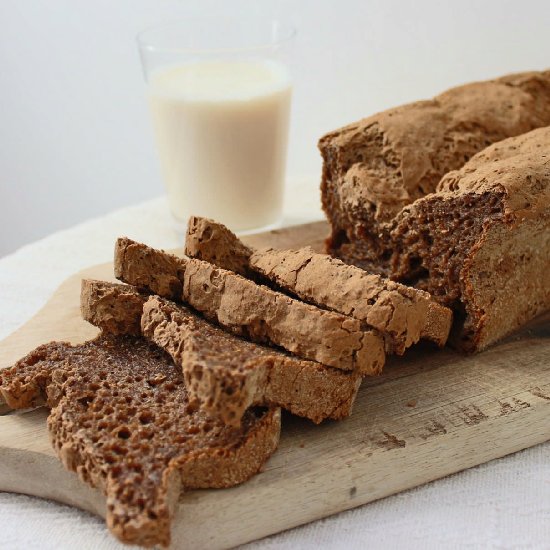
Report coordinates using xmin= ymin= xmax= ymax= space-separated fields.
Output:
xmin=320 ymin=70 xmax=550 ymax=227
xmin=115 ymin=238 xmax=386 ymax=374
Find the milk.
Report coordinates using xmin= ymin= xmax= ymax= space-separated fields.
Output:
xmin=148 ymin=60 xmax=292 ymax=231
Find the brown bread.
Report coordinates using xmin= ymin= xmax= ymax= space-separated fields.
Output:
xmin=319 ymin=71 xmax=550 ymax=350
xmin=80 ymin=278 xmax=146 ymax=336
xmin=114 ymin=238 xmax=386 ymax=374
xmin=80 ymin=279 xmax=362 ymax=426
xmin=0 ymin=334 xmax=280 ymax=548
xmin=142 ymin=295 xmax=362 ymax=425
xmin=185 ymin=215 xmax=253 ymax=275
xmin=185 ymin=216 xmax=452 ymax=352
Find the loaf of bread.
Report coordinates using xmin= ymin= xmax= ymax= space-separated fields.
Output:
xmin=185 ymin=216 xmax=452 ymax=353
xmin=0 ymin=334 xmax=280 ymax=547
xmin=115 ymin=238 xmax=386 ymax=374
xmin=81 ymin=279 xmax=362 ymax=426
xmin=319 ymin=71 xmax=550 ymax=350
xmin=329 ymin=126 xmax=550 ymax=350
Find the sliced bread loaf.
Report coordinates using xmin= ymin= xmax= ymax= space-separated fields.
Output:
xmin=318 ymin=70 xmax=550 ymax=350
xmin=0 ymin=334 xmax=280 ymax=548
xmin=114 ymin=238 xmax=385 ymax=374
xmin=184 ymin=216 xmax=452 ymax=353
xmin=81 ymin=279 xmax=362 ymax=425
xmin=320 ymin=70 xmax=550 ymax=264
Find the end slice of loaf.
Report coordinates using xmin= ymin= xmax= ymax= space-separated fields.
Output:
xmin=114 ymin=238 xmax=386 ymax=374
xmin=81 ymin=279 xmax=362 ymax=426
xmin=0 ymin=334 xmax=280 ymax=548
xmin=184 ymin=216 xmax=452 ymax=352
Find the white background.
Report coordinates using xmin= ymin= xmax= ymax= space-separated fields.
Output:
xmin=1 ymin=0 xmax=549 ymax=257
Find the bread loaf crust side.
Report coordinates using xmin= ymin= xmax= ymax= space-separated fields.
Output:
xmin=457 ymin=210 xmax=550 ymax=351
xmin=386 ymin=127 xmax=550 ymax=350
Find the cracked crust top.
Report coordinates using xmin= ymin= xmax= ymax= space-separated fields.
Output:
xmin=434 ymin=126 xmax=550 ymax=220
xmin=319 ymin=70 xmax=550 ymax=224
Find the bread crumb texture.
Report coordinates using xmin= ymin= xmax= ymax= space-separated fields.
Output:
xmin=0 ymin=335 xmax=280 ymax=547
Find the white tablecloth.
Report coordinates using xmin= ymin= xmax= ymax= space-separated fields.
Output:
xmin=1 ymin=183 xmax=548 ymax=549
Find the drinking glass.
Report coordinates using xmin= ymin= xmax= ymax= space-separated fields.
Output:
xmin=137 ymin=17 xmax=296 ymax=233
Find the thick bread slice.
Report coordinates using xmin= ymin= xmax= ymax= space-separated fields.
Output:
xmin=114 ymin=238 xmax=386 ymax=374
xmin=0 ymin=334 xmax=280 ymax=548
xmin=184 ymin=216 xmax=452 ymax=352
xmin=142 ymin=295 xmax=362 ymax=425
xmin=80 ymin=279 xmax=362 ymax=425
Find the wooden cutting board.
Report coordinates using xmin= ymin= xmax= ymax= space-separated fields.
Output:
xmin=1 ymin=220 xmax=549 ymax=549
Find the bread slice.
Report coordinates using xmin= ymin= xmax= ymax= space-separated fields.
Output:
xmin=185 ymin=216 xmax=452 ymax=353
xmin=0 ymin=334 xmax=280 ymax=548
xmin=142 ymin=295 xmax=362 ymax=425
xmin=114 ymin=238 xmax=385 ymax=374
xmin=81 ymin=279 xmax=362 ymax=425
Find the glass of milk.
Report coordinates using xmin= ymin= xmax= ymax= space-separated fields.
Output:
xmin=137 ymin=17 xmax=296 ymax=234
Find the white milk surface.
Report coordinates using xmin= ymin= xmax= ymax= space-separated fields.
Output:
xmin=148 ymin=60 xmax=292 ymax=231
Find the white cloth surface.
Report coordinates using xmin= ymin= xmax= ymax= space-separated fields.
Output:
xmin=0 ymin=183 xmax=548 ymax=549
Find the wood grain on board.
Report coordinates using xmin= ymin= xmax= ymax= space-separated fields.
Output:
xmin=0 ymin=220 xmax=549 ymax=549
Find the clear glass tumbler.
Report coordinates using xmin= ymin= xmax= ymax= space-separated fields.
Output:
xmin=137 ymin=17 xmax=296 ymax=234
